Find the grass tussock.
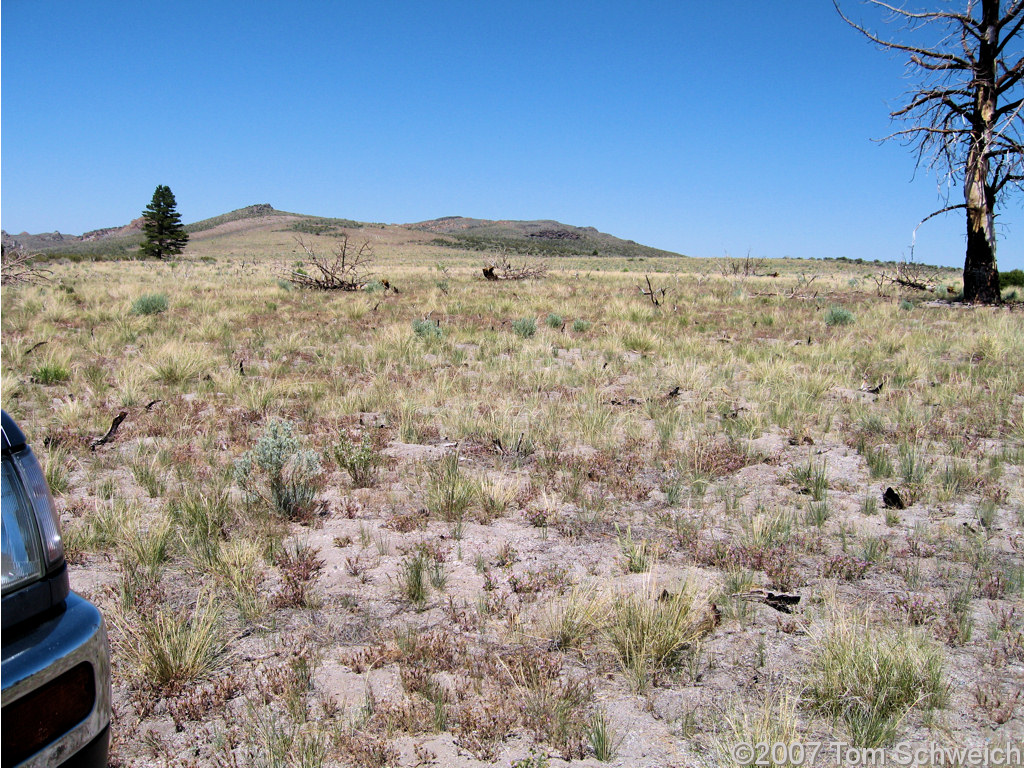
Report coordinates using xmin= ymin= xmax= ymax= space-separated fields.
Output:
xmin=805 ymin=612 xmax=948 ymax=747
xmin=114 ymin=595 xmax=229 ymax=692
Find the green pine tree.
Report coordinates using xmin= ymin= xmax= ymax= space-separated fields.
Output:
xmin=140 ymin=185 xmax=188 ymax=259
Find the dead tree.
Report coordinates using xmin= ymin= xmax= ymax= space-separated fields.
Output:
xmin=638 ymin=275 xmax=667 ymax=306
xmin=288 ymin=234 xmax=374 ymax=290
xmin=836 ymin=0 xmax=1024 ymax=305
xmin=481 ymin=256 xmax=549 ymax=280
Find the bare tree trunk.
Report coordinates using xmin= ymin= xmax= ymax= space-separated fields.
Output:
xmin=963 ymin=0 xmax=1002 ymax=305
xmin=964 ymin=197 xmax=1001 ymax=302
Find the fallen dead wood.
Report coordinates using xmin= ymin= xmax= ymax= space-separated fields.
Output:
xmin=91 ymin=412 xmax=127 ymax=450
xmin=482 ymin=256 xmax=548 ymax=281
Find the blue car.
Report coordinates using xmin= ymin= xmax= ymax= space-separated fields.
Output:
xmin=2 ymin=410 xmax=110 ymax=767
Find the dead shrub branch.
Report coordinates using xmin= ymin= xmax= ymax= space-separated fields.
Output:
xmin=287 ymin=234 xmax=374 ymax=291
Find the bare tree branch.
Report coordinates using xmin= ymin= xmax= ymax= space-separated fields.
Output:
xmin=0 ymin=243 xmax=51 ymax=286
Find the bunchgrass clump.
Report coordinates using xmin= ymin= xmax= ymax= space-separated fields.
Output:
xmin=398 ymin=550 xmax=429 ymax=605
xmin=32 ymin=360 xmax=70 ymax=385
xmin=426 ymin=451 xmax=474 ymax=522
xmin=172 ymin=487 xmax=233 ymax=568
xmin=586 ymin=709 xmax=620 ymax=762
xmin=605 ymin=578 xmax=713 ymax=692
xmin=616 ymin=524 xmax=653 ymax=573
xmin=862 ymin=445 xmax=894 ymax=478
xmin=115 ymin=595 xmax=228 ymax=691
xmin=805 ymin=613 xmax=948 ymax=747
xmin=790 ymin=458 xmax=828 ymax=501
xmin=542 ymin=584 xmax=608 ymax=651
xmin=130 ymin=293 xmax=169 ymax=316
xmin=716 ymin=694 xmax=801 ymax=767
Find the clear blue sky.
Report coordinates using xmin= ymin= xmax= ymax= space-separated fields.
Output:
xmin=3 ymin=1 xmax=1022 ymax=270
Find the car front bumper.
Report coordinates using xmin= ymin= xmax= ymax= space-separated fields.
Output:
xmin=1 ymin=592 xmax=111 ymax=768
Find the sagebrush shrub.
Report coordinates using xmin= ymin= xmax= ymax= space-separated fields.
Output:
xmin=512 ymin=317 xmax=537 ymax=338
xmin=234 ymin=420 xmax=324 ymax=522
xmin=824 ymin=305 xmax=854 ymax=326
xmin=412 ymin=318 xmax=443 ymax=339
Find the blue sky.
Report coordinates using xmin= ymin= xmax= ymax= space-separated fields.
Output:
xmin=3 ymin=1 xmax=1022 ymax=270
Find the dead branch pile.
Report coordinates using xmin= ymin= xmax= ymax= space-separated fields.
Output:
xmin=287 ymin=234 xmax=374 ymax=291
xmin=718 ymin=252 xmax=778 ymax=278
xmin=481 ymin=256 xmax=548 ymax=281
xmin=1 ymin=244 xmax=51 ymax=286
xmin=870 ymin=260 xmax=945 ymax=295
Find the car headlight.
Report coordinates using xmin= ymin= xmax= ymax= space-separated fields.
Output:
xmin=1 ymin=448 xmax=64 ymax=596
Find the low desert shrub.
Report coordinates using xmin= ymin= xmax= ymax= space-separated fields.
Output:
xmin=824 ymin=305 xmax=854 ymax=326
xmin=1000 ymin=268 xmax=1024 ymax=288
xmin=234 ymin=420 xmax=325 ymax=522
xmin=412 ymin=318 xmax=443 ymax=339
xmin=332 ymin=432 xmax=384 ymax=488
xmin=512 ymin=317 xmax=538 ymax=338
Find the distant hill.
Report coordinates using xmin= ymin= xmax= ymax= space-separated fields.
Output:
xmin=407 ymin=216 xmax=685 ymax=258
xmin=2 ymin=204 xmax=299 ymax=259
xmin=2 ymin=206 xmax=683 ymax=260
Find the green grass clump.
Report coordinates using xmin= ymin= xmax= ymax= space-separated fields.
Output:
xmin=32 ymin=361 xmax=70 ymax=385
xmin=131 ymin=293 xmax=169 ymax=316
xmin=426 ymin=451 xmax=474 ymax=522
xmin=862 ymin=445 xmax=894 ymax=478
xmin=616 ymin=524 xmax=653 ymax=573
xmin=805 ymin=614 xmax=947 ymax=747
xmin=546 ymin=313 xmax=563 ymax=329
xmin=572 ymin=319 xmax=591 ymax=332
xmin=824 ymin=305 xmax=854 ymax=326
xmin=398 ymin=550 xmax=429 ymax=604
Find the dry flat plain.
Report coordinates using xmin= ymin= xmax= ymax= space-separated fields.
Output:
xmin=2 ymin=215 xmax=1023 ymax=768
